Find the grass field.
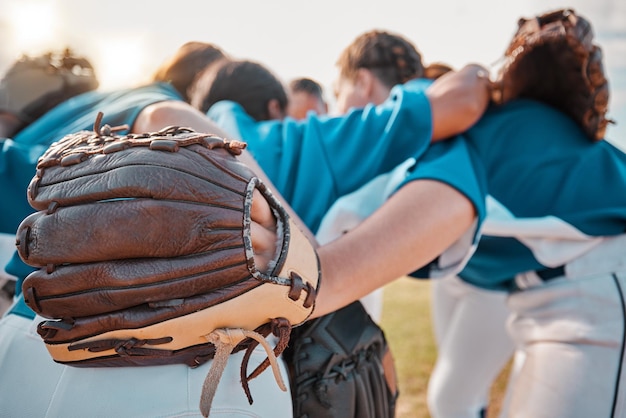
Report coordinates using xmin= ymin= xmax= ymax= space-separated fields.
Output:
xmin=379 ymin=277 xmax=512 ymax=418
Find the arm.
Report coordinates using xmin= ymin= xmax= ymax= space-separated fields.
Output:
xmin=133 ymin=100 xmax=477 ymax=313
xmin=249 ymin=178 xmax=476 ymax=317
xmin=427 ymin=64 xmax=492 ymax=141
xmin=132 ymin=99 xmax=232 ymax=137
xmin=133 ymin=100 xmax=266 ymax=176
xmin=313 ymin=180 xmax=476 ymax=316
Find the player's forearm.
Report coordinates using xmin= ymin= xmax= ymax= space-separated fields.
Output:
xmin=427 ymin=64 xmax=492 ymax=141
xmin=133 ymin=100 xmax=232 ymax=138
xmin=312 ymin=180 xmax=476 ymax=317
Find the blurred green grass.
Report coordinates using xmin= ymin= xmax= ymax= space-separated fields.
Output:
xmin=379 ymin=277 xmax=512 ymax=418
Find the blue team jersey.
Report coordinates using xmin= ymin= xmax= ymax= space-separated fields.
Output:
xmin=459 ymin=100 xmax=626 ymax=290
xmin=208 ymin=82 xmax=440 ymax=232
xmin=13 ymin=83 xmax=182 ymax=146
xmin=405 ymin=99 xmax=626 ymax=290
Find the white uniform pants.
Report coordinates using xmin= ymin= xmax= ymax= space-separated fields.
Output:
xmin=503 ymin=235 xmax=626 ymax=418
xmin=504 ymin=271 xmax=626 ymax=418
xmin=0 ymin=314 xmax=293 ymax=418
xmin=428 ymin=275 xmax=518 ymax=418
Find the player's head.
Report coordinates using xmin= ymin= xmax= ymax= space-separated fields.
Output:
xmin=190 ymin=59 xmax=288 ymax=121
xmin=333 ymin=29 xmax=425 ymax=114
xmin=287 ymin=77 xmax=328 ymax=120
xmin=0 ymin=48 xmax=99 ymax=136
xmin=492 ymin=9 xmax=610 ymax=140
xmin=152 ymin=41 xmax=227 ymax=102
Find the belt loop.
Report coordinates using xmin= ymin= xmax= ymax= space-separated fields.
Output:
xmin=536 ymin=265 xmax=567 ymax=281
xmin=513 ymin=271 xmax=544 ymax=290
xmin=513 ymin=265 xmax=567 ymax=291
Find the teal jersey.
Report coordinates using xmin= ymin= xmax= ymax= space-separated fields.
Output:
xmin=208 ymin=82 xmax=437 ymax=232
xmin=460 ymin=100 xmax=626 ymax=290
xmin=0 ymin=139 xmax=48 ymax=234
xmin=13 ymin=83 xmax=181 ymax=146
xmin=407 ymin=99 xmax=626 ymax=290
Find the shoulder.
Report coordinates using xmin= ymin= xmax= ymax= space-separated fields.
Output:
xmin=99 ymin=82 xmax=183 ymax=110
xmin=207 ymin=100 xmax=257 ymax=142
xmin=471 ymin=99 xmax=589 ymax=145
xmin=207 ymin=100 xmax=249 ymax=121
xmin=484 ymin=99 xmax=580 ymax=129
xmin=401 ymin=78 xmax=433 ymax=92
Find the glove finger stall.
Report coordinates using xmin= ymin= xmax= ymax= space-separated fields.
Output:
xmin=17 ymin=198 xmax=244 ymax=266
xmin=22 ymin=248 xmax=250 ymax=318
xmin=29 ymin=143 xmax=252 ymax=210
xmin=38 ymin=278 xmax=262 ymax=343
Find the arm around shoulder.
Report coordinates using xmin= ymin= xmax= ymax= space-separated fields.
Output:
xmin=427 ymin=64 xmax=492 ymax=140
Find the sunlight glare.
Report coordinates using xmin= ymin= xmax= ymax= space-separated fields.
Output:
xmin=94 ymin=37 xmax=148 ymax=91
xmin=8 ymin=2 xmax=58 ymax=52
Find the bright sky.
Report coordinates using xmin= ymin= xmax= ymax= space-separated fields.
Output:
xmin=0 ymin=0 xmax=625 ymax=144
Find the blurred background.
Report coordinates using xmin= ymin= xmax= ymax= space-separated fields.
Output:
xmin=0 ymin=0 xmax=624 ymax=147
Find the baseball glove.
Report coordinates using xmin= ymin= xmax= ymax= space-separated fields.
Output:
xmin=284 ymin=301 xmax=398 ymax=418
xmin=492 ymin=8 xmax=614 ymax=141
xmin=0 ymin=48 xmax=99 ymax=125
xmin=16 ymin=113 xmax=320 ymax=416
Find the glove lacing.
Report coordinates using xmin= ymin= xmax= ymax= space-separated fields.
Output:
xmin=200 ymin=325 xmax=289 ymax=417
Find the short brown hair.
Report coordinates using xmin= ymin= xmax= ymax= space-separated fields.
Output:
xmin=289 ymin=77 xmax=324 ymax=100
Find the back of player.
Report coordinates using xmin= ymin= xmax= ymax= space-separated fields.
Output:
xmin=459 ymin=99 xmax=626 ymax=417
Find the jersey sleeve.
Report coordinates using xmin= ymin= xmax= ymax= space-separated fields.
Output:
xmin=398 ymin=137 xmax=488 ymax=279
xmin=207 ymin=86 xmax=434 ymax=232
xmin=0 ymin=139 xmax=47 ymax=234
xmin=399 ymin=136 xmax=487 ymax=225
xmin=12 ymin=83 xmax=183 ymax=147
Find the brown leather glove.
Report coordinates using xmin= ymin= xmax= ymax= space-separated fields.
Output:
xmin=16 ymin=114 xmax=320 ymax=416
